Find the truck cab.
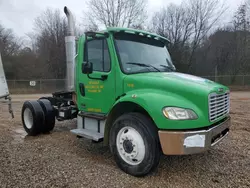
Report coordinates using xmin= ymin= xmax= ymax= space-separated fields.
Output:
xmin=21 ymin=7 xmax=231 ymax=177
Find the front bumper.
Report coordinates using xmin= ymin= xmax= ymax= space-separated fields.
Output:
xmin=158 ymin=117 xmax=231 ymax=155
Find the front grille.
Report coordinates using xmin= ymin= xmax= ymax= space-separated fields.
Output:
xmin=209 ymin=92 xmax=230 ymax=121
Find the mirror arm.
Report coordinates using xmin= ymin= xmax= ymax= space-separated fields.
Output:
xmin=85 ymin=34 xmax=88 ymax=62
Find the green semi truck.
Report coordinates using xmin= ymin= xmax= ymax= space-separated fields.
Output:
xmin=21 ymin=6 xmax=231 ymax=177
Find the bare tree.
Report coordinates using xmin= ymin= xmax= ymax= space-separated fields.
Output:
xmin=151 ymin=0 xmax=226 ymax=73
xmin=186 ymin=0 xmax=226 ymax=70
xmin=83 ymin=0 xmax=148 ymax=29
xmin=245 ymin=0 xmax=250 ymax=22
xmin=195 ymin=2 xmax=250 ymax=82
xmin=152 ymin=4 xmax=193 ymax=45
xmin=230 ymin=3 xmax=250 ymax=80
xmin=0 ymin=24 xmax=22 ymax=58
xmin=33 ymin=8 xmax=68 ymax=79
xmin=151 ymin=4 xmax=194 ymax=71
xmin=0 ymin=24 xmax=24 ymax=79
xmin=197 ymin=29 xmax=235 ymax=76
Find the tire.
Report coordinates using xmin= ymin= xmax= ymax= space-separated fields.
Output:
xmin=21 ymin=101 xmax=45 ymax=136
xmin=109 ymin=112 xmax=161 ymax=177
xmin=38 ymin=99 xmax=55 ymax=133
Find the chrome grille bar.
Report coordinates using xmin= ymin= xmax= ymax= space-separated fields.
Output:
xmin=209 ymin=92 xmax=230 ymax=121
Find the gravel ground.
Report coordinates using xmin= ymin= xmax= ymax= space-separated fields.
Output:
xmin=0 ymin=92 xmax=250 ymax=188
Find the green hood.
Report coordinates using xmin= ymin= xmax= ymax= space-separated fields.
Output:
xmin=123 ymin=72 xmax=229 ymax=129
xmin=124 ymin=72 xmax=228 ymax=95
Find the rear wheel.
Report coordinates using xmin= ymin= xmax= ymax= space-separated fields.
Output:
xmin=109 ymin=112 xmax=161 ymax=177
xmin=38 ymin=99 xmax=56 ymax=133
xmin=22 ymin=101 xmax=45 ymax=136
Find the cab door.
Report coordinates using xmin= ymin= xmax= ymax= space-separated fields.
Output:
xmin=77 ymin=37 xmax=116 ymax=114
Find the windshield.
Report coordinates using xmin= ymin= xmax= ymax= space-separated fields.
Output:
xmin=114 ymin=33 xmax=176 ymax=74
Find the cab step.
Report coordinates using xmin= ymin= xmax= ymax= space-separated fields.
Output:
xmin=70 ymin=129 xmax=104 ymax=142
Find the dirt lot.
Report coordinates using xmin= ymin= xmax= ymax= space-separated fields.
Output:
xmin=0 ymin=92 xmax=250 ymax=188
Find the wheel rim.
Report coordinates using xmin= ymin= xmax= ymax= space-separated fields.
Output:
xmin=116 ymin=126 xmax=145 ymax=166
xmin=23 ymin=108 xmax=33 ymax=129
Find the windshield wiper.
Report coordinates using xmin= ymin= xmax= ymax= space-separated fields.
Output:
xmin=126 ymin=62 xmax=161 ymax=72
xmin=160 ymin=65 xmax=176 ymax=72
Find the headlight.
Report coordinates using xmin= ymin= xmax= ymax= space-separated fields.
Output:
xmin=162 ymin=107 xmax=198 ymax=120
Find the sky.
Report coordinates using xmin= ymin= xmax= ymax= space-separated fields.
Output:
xmin=0 ymin=0 xmax=245 ymax=38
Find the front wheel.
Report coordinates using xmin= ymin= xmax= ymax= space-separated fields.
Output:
xmin=109 ymin=113 xmax=161 ymax=177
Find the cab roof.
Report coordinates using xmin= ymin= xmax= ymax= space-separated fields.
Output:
xmin=102 ymin=27 xmax=170 ymax=43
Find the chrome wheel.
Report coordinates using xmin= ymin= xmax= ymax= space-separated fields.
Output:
xmin=116 ymin=126 xmax=145 ymax=166
xmin=23 ymin=108 xmax=33 ymax=129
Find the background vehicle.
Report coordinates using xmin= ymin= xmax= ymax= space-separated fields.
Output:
xmin=21 ymin=6 xmax=231 ymax=177
xmin=0 ymin=53 xmax=14 ymax=118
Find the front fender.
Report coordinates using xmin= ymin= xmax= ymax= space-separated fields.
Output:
xmin=115 ymin=89 xmax=208 ymax=130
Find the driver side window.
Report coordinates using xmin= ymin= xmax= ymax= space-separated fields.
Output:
xmin=85 ymin=39 xmax=111 ymax=72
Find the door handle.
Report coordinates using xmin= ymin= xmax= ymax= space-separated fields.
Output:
xmin=101 ymin=75 xmax=108 ymax=81
xmin=79 ymin=83 xmax=85 ymax=96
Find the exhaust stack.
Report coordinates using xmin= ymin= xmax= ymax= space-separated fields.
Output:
xmin=64 ymin=6 xmax=76 ymax=92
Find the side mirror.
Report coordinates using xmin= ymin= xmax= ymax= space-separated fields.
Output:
xmin=82 ymin=62 xmax=93 ymax=74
